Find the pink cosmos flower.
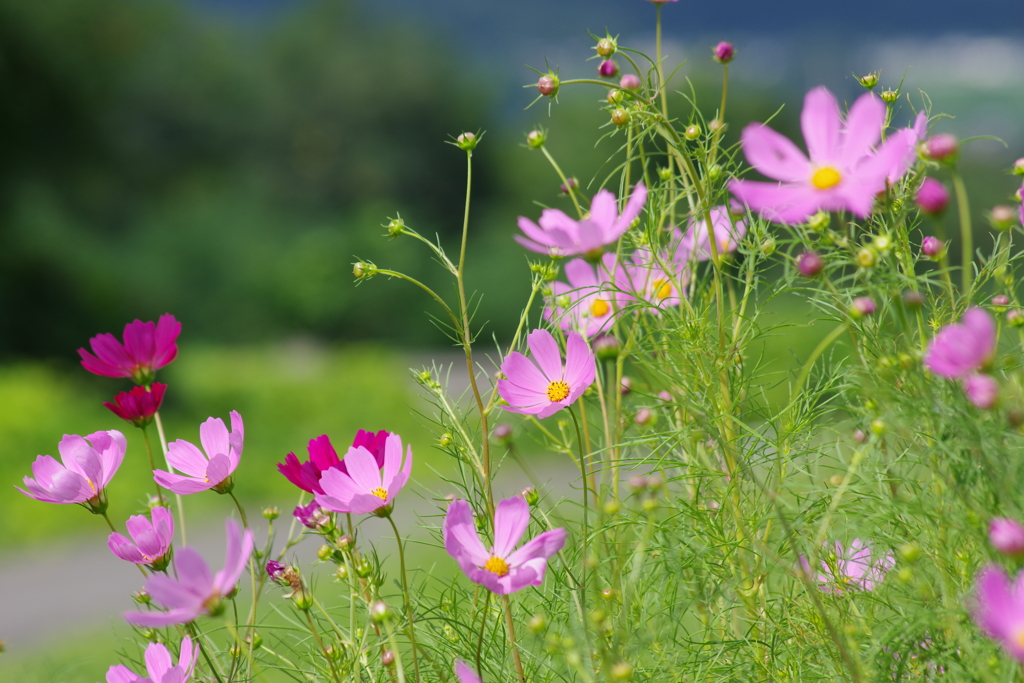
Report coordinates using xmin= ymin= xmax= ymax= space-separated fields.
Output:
xmin=729 ymin=87 xmax=915 ymax=224
xmin=455 ymin=660 xmax=482 ymax=683
xmin=79 ymin=314 xmax=181 ymax=384
xmin=617 ymin=249 xmax=688 ymax=311
xmin=16 ymin=430 xmax=126 ymax=507
xmin=675 ymin=206 xmax=747 ymax=262
xmin=882 ymin=111 xmax=927 ymax=184
xmin=971 ymin=565 xmax=1024 ymax=661
xmin=444 ymin=496 xmax=566 ymax=595
xmin=153 ymin=411 xmax=244 ymax=495
xmin=515 ymin=183 xmax=647 ymax=257
xmin=990 ymin=518 xmax=1024 ymax=556
xmin=964 ymin=373 xmax=998 ymax=409
xmin=108 ymin=506 xmax=174 ymax=569
xmin=104 ymin=383 xmax=167 ymax=428
xmin=545 ymin=255 xmax=621 ymax=338
xmin=315 ymin=432 xmax=412 ymax=516
xmin=802 ymin=539 xmax=894 ymax=594
xmin=125 ymin=519 xmax=254 ymax=627
xmin=105 ymin=636 xmax=198 ymax=683
xmin=923 ymin=308 xmax=996 ymax=378
xmin=278 ymin=430 xmax=388 ymax=494
xmin=498 ymin=329 xmax=596 ymax=419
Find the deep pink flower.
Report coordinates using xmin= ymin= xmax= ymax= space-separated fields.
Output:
xmin=729 ymin=87 xmax=915 ymax=224
xmin=922 ymin=236 xmax=943 ymax=258
xmin=444 ymin=496 xmax=566 ymax=595
xmin=498 ymin=329 xmax=596 ymax=419
xmin=990 ymin=518 xmax=1024 ymax=556
xmin=676 ymin=206 xmax=747 ymax=262
xmin=125 ymin=519 xmax=254 ymax=627
xmin=104 ymin=383 xmax=167 ymax=428
xmin=316 ymin=432 xmax=412 ymax=516
xmin=455 ymin=660 xmax=482 ymax=683
xmin=105 ymin=636 xmax=198 ymax=683
xmin=712 ymin=41 xmax=735 ymax=64
xmin=108 ymin=506 xmax=174 ymax=569
xmin=803 ymin=539 xmax=894 ymax=594
xmin=915 ymin=177 xmax=949 ymax=216
xmin=971 ymin=565 xmax=1024 ymax=661
xmin=964 ymin=373 xmax=998 ymax=409
xmin=78 ymin=314 xmax=181 ymax=384
xmin=153 ymin=411 xmax=244 ymax=495
xmin=923 ymin=308 xmax=996 ymax=378
xmin=545 ymin=255 xmax=621 ymax=338
xmin=278 ymin=430 xmax=388 ymax=494
xmin=516 ymin=183 xmax=647 ymax=257
xmin=16 ymin=430 xmax=126 ymax=507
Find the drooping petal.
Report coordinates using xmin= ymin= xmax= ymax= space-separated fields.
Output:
xmin=492 ymin=496 xmax=531 ymax=558
xmin=153 ymin=470 xmax=215 ymax=495
xmin=741 ymin=123 xmax=811 ymax=182
xmin=108 ymin=532 xmax=147 ymax=564
xmin=105 ymin=664 xmax=142 ymax=683
xmin=214 ymin=519 xmax=254 ymax=595
xmin=89 ymin=333 xmax=135 ymax=373
xmin=124 ymin=606 xmax=201 ymax=628
xmin=228 ymin=411 xmax=244 ymax=463
xmin=145 ymin=573 xmax=205 ymax=611
xmin=175 ymin=547 xmax=215 ymax=597
xmin=801 ymin=87 xmax=842 ymax=163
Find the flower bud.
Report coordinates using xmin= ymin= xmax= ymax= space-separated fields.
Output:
xmin=873 ymin=235 xmax=891 ymax=252
xmin=807 ymin=211 xmax=829 ymax=231
xmin=619 ymin=74 xmax=641 ymax=91
xmin=370 ymin=600 xmax=392 ymax=623
xmin=382 ymin=650 xmax=395 ymax=668
xmin=881 ymin=89 xmax=898 ymax=103
xmin=634 ymin=407 xmax=654 ymax=426
xmin=658 ymin=390 xmax=672 ymax=402
xmin=522 ymin=487 xmax=539 ymax=506
xmin=603 ymin=499 xmax=621 ymax=515
xmin=266 ymin=560 xmax=287 ymax=582
xmin=760 ymin=238 xmax=776 ymax=256
xmin=560 ymin=177 xmax=578 ymax=194
xmin=850 ymin=297 xmax=877 ymax=318
xmin=526 ymin=130 xmax=545 ymax=149
xmin=337 ymin=535 xmax=354 ymax=552
xmin=607 ymin=89 xmax=624 ymax=105
xmin=537 ymin=75 xmax=559 ymax=97
xmin=263 ymin=506 xmax=279 ymax=521
xmin=628 ymin=475 xmax=650 ymax=492
xmin=356 ymin=560 xmax=372 ymax=578
xmin=903 ymin=290 xmax=925 ymax=308
xmin=707 ymin=164 xmax=722 ymax=180
xmin=611 ymin=108 xmax=630 ymax=126
xmin=712 ymin=41 xmax=735 ymax=64
xmin=456 ymin=132 xmax=478 ymax=151
xmin=528 ymin=613 xmax=548 ymax=634
xmin=1008 ymin=310 xmax=1024 ymax=327
xmin=915 ymin=178 xmax=949 ymax=217
xmin=593 ymin=334 xmax=621 ymax=360
xmin=601 ymin=587 xmax=616 ymax=601
xmin=293 ymin=588 xmax=314 ymax=611
xmin=620 ymin=376 xmax=633 ymax=395
xmin=642 ymin=497 xmax=658 ymax=512
xmin=439 ymin=432 xmax=453 ymax=447
xmin=335 ymin=564 xmax=348 ymax=580
xmin=133 ymin=589 xmax=151 ymax=604
xmin=596 ymin=37 xmax=616 ymax=57
xmin=353 ymin=261 xmax=377 ymax=279
xmin=684 ymin=124 xmax=701 ymax=140
xmin=317 ymin=545 xmax=333 ymax=561
xmin=921 ymin=236 xmax=943 ymax=258
xmin=829 ymin=474 xmax=843 ymax=487
xmin=990 ymin=518 xmax=1024 ymax=555
xmin=492 ymin=423 xmax=513 ymax=445
xmin=610 ymin=661 xmax=634 ymax=681
xmin=993 ymin=295 xmax=1010 ymax=307
xmin=797 ymin=251 xmax=824 ymax=277
xmin=989 ymin=205 xmax=1017 ymax=231
xmin=853 ymin=429 xmax=867 ymax=444
xmin=248 ymin=632 xmax=263 ymax=649
xmin=1014 ymin=158 xmax=1024 ymax=176
xmin=658 ymin=166 xmax=672 ymax=181
xmin=856 ymin=248 xmax=876 ymax=268
xmin=870 ymin=418 xmax=886 ymax=435
xmin=598 ymin=60 xmax=619 ymax=78
xmin=857 ymin=71 xmax=879 ymax=89
xmin=921 ymin=134 xmax=958 ymax=162
xmin=965 ymin=373 xmax=998 ymax=409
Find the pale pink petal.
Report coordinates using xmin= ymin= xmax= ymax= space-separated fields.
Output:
xmin=108 ymin=533 xmax=147 ymax=564
xmin=145 ymin=573 xmax=205 ymax=610
xmin=516 ymin=216 xmax=554 ymax=248
xmin=125 ymin=514 xmax=155 ymax=544
xmin=506 ymin=528 xmax=568 ymax=567
xmin=380 ymin=433 xmax=403 ymax=492
xmin=105 ymin=664 xmax=141 ymax=683
xmin=563 ymin=333 xmax=596 ymax=396
xmin=588 ymin=189 xmax=618 ymax=232
xmin=57 ymin=434 xmax=94 ymax=477
xmin=175 ymin=546 xmax=215 ymax=596
xmin=741 ymin=123 xmax=811 ymax=182
xmin=504 ymin=557 xmax=548 ymax=592
xmin=387 ymin=444 xmax=413 ymax=501
xmin=513 ymin=235 xmax=555 ymax=255
xmin=501 ymin=351 xmax=550 ymax=392
xmin=611 ymin=182 xmax=648 ymax=236
xmin=124 ymin=607 xmax=200 ymax=628
xmin=526 ymin=328 xmax=564 ymax=383
xmin=497 ymin=380 xmax=547 ymax=407
xmin=153 ymin=471 xmax=214 ymax=495
xmin=152 ymin=507 xmax=175 ymax=547
xmin=564 ymin=258 xmax=599 ymax=289
xmin=343 ymin=493 xmax=391 ymax=515
xmin=443 ymin=499 xmax=490 ymax=568
xmin=839 ymin=92 xmax=885 ymax=166
xmin=178 ymin=636 xmax=198 ymax=678
xmin=144 ymin=641 xmax=174 ymax=681
xmin=339 ymin=446 xmax=382 ymax=494
xmin=204 ymin=454 xmax=233 ymax=487
xmin=801 ymin=87 xmax=842 ymax=163
xmin=535 ymin=401 xmax=568 ymax=419
xmin=729 ymin=179 xmax=822 ymax=225
xmin=228 ymin=410 xmax=244 ymax=464
xmin=492 ymin=496 xmax=530 ymax=558
xmin=165 ymin=440 xmax=210 ymax=478
xmin=316 ymin=468 xmax=363 ymax=510
xmin=455 ymin=660 xmax=482 ymax=683
xmin=49 ymin=468 xmax=93 ymax=503
xmin=964 ymin=308 xmax=997 ymax=357
xmin=199 ymin=417 xmax=230 ymax=461
xmin=214 ymin=521 xmax=254 ymax=595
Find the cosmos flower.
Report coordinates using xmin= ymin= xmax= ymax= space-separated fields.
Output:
xmin=444 ymin=496 xmax=566 ymax=595
xmin=108 ymin=506 xmax=174 ymax=569
xmin=617 ymin=248 xmax=688 ymax=311
xmin=802 ymin=539 xmax=894 ymax=594
xmin=544 ymin=255 xmax=621 ymax=338
xmin=277 ymin=430 xmax=389 ymax=494
xmin=455 ymin=660 xmax=482 ymax=683
xmin=971 ymin=565 xmax=1024 ymax=661
xmin=78 ymin=314 xmax=181 ymax=384
xmin=497 ymin=329 xmax=596 ymax=419
xmin=990 ymin=518 xmax=1024 ymax=556
xmin=16 ymin=430 xmax=126 ymax=508
xmin=153 ymin=411 xmax=244 ymax=495
xmin=923 ymin=308 xmax=996 ymax=378
xmin=105 ymin=636 xmax=198 ymax=683
xmin=104 ymin=384 xmax=167 ymax=428
xmin=315 ymin=432 xmax=412 ymax=516
xmin=675 ymin=206 xmax=746 ymax=262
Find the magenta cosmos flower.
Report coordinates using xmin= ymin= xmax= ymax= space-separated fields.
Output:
xmin=971 ymin=565 xmax=1024 ymax=661
xmin=153 ymin=411 xmax=244 ymax=495
xmin=79 ymin=314 xmax=181 ymax=384
xmin=675 ymin=206 xmax=747 ymax=262
xmin=803 ymin=539 xmax=893 ymax=594
xmin=498 ymin=329 xmax=596 ymax=419
xmin=444 ymin=496 xmax=566 ymax=595
xmin=17 ymin=430 xmax=126 ymax=508
xmin=315 ymin=432 xmax=412 ymax=516
xmin=515 ymin=183 xmax=647 ymax=257
xmin=125 ymin=518 xmax=254 ymax=627
xmin=104 ymin=383 xmax=167 ymax=428
xmin=278 ymin=430 xmax=389 ymax=494
xmin=923 ymin=308 xmax=996 ymax=378
xmin=545 ymin=255 xmax=621 ymax=338
xmin=105 ymin=636 xmax=198 ymax=683
xmin=455 ymin=660 xmax=482 ymax=683
xmin=109 ymin=506 xmax=175 ymax=569
xmin=730 ymin=88 xmax=915 ymax=224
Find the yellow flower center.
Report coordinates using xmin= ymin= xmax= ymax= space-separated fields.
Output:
xmin=1015 ymin=629 xmax=1024 ymax=649
xmin=589 ymin=299 xmax=611 ymax=317
xmin=811 ymin=166 xmax=842 ymax=190
xmin=484 ymin=556 xmax=510 ymax=577
xmin=652 ymin=279 xmax=673 ymax=300
xmin=546 ymin=380 xmax=570 ymax=402
xmin=371 ymin=487 xmax=388 ymax=501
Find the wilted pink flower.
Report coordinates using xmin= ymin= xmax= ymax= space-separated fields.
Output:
xmin=516 ymin=183 xmax=647 ymax=257
xmin=797 ymin=251 xmax=824 ymax=277
xmin=675 ymin=206 xmax=746 ymax=262
xmin=922 ymin=236 xmax=943 ymax=258
xmin=915 ymin=177 xmax=949 ymax=216
xmin=921 ymin=133 xmax=958 ymax=162
xmin=971 ymin=565 xmax=1024 ymax=661
xmin=108 ymin=506 xmax=174 ymax=569
xmin=498 ymin=329 xmax=596 ymax=419
xmin=964 ymin=373 xmax=998 ymax=409
xmin=105 ymin=636 xmax=198 ymax=683
xmin=990 ymin=518 xmax=1024 ymax=556
xmin=278 ymin=430 xmax=388 ymax=494
xmin=803 ymin=539 xmax=894 ymax=593
xmin=104 ymin=383 xmax=167 ymax=428
xmin=923 ymin=308 xmax=996 ymax=378
xmin=125 ymin=519 xmax=254 ymax=627
xmin=712 ymin=41 xmax=735 ymax=64
xmin=293 ymin=501 xmax=331 ymax=530
xmin=455 ymin=660 xmax=482 ymax=683
xmin=730 ymin=88 xmax=915 ymax=224
xmin=444 ymin=496 xmax=566 ymax=595
xmin=619 ymin=74 xmax=641 ymax=90
xmin=17 ymin=430 xmax=126 ymax=508
xmin=598 ymin=60 xmax=618 ymax=78
xmin=851 ymin=297 xmax=877 ymax=317
xmin=316 ymin=432 xmax=412 ymax=516
xmin=545 ymin=255 xmax=621 ymax=338
xmin=78 ymin=314 xmax=181 ymax=384
xmin=153 ymin=411 xmax=244 ymax=495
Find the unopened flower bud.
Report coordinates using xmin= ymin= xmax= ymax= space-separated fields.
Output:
xmin=989 ymin=205 xmax=1017 ymax=231
xmin=598 ymin=60 xmax=619 ymax=78
xmin=337 ymin=535 xmax=354 ymax=551
xmin=382 ymin=650 xmax=395 ymax=668
xmin=922 ymin=236 xmax=943 ymax=258
xmin=263 ymin=506 xmax=279 ymax=521
xmin=537 ymin=75 xmax=559 ymax=97
xmin=856 ymin=248 xmax=876 ymax=268
xmin=712 ymin=41 xmax=735 ymax=64
xmin=708 ymin=119 xmax=723 ymax=133
xmin=611 ymin=108 xmax=630 ymax=126
xmin=601 ymin=587 xmax=616 ymax=601
xmin=492 ymin=423 xmax=513 ymax=445
xmin=658 ymin=390 xmax=672 ymax=402
xmin=619 ymin=74 xmax=641 ymax=91
xmin=829 ymin=475 xmax=843 ymax=487
xmin=610 ymin=661 xmax=634 ymax=681
xmin=1008 ymin=310 xmax=1024 ymax=327
xmin=603 ymin=499 xmax=621 ymax=515
xmin=607 ymin=89 xmax=624 ymax=104
xmin=526 ymin=130 xmax=545 ymax=149
xmin=870 ymin=418 xmax=886 ymax=435
xmin=915 ymin=178 xmax=949 ymax=217
xmin=456 ymin=132 xmax=478 ymax=151
xmin=292 ymin=589 xmax=314 ymax=611
xmin=807 ymin=211 xmax=829 ymax=231
xmin=356 ymin=560 xmax=372 ymax=578
xmin=903 ymin=290 xmax=925 ymax=308
xmin=853 ymin=429 xmax=867 ymax=444
xmin=857 ymin=71 xmax=879 ymax=89
xmin=897 ymin=567 xmax=913 ymax=583
xmin=133 ymin=589 xmax=151 ymax=604
xmin=628 ymin=475 xmax=649 ymax=492
xmin=899 ymin=542 xmax=922 ymax=563
xmin=658 ymin=166 xmax=672 ymax=181
xmin=634 ymin=407 xmax=654 ymax=426
xmin=353 ymin=261 xmax=377 ymax=279
xmin=266 ymin=560 xmax=287 ymax=582
xmin=229 ymin=645 xmax=242 ymax=658
xmin=797 ymin=251 xmax=824 ymax=277
xmin=248 ymin=633 xmax=263 ymax=649
xmin=993 ymin=295 xmax=1010 ymax=307
xmin=589 ymin=609 xmax=606 ymax=624
xmin=335 ymin=564 xmax=348 ymax=580
xmin=522 ymin=486 xmax=539 ymax=506
xmin=707 ymin=164 xmax=722 ymax=180
xmin=528 ymin=613 xmax=548 ymax=633
xmin=317 ymin=544 xmax=333 ymax=561
xmin=1014 ymin=158 xmax=1024 ymax=176
xmin=850 ymin=297 xmax=877 ymax=318
xmin=990 ymin=518 xmax=1024 ymax=556
xmin=921 ymin=134 xmax=958 ymax=162
xmin=370 ymin=600 xmax=392 ymax=623
xmin=560 ymin=177 xmax=578 ymax=194
xmin=620 ymin=376 xmax=632 ymax=395
xmin=760 ymin=238 xmax=776 ymax=256
xmin=596 ymin=37 xmax=616 ymax=57
xmin=881 ymin=89 xmax=898 ymax=103
xmin=593 ymin=334 xmax=621 ymax=360
xmin=642 ymin=498 xmax=659 ymax=512
xmin=439 ymin=432 xmax=453 ymax=447
xmin=684 ymin=124 xmax=701 ymax=140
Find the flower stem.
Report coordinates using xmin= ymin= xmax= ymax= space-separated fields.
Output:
xmin=383 ymin=618 xmax=408 ymax=683
xmin=568 ymin=406 xmax=589 ymax=603
xmin=540 ymin=145 xmax=583 ymax=218
xmin=386 ymin=513 xmax=421 ymax=683
xmin=306 ymin=610 xmax=342 ymax=683
xmin=501 ymin=594 xmax=526 ymax=683
xmin=475 ymin=591 xmax=491 ymax=682
xmin=952 ymin=170 xmax=973 ymax=303
xmin=228 ymin=490 xmax=249 ymax=529
xmin=153 ymin=410 xmax=187 ymax=545
xmin=140 ymin=426 xmax=166 ymax=506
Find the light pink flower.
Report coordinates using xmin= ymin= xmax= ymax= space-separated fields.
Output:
xmin=923 ymin=308 xmax=996 ymax=378
xmin=990 ymin=518 xmax=1024 ymax=556
xmin=803 ymin=539 xmax=893 ymax=594
xmin=964 ymin=373 xmax=998 ymax=409
xmin=455 ymin=660 xmax=482 ymax=683
xmin=16 ymin=430 xmax=126 ymax=507
xmin=617 ymin=249 xmax=688 ymax=311
xmin=515 ymin=183 xmax=647 ymax=257
xmin=444 ymin=496 xmax=566 ymax=595
xmin=729 ymin=87 xmax=915 ymax=224
xmin=545 ymin=254 xmax=621 ymax=338
xmin=108 ymin=506 xmax=174 ymax=568
xmin=498 ymin=329 xmax=596 ymax=419
xmin=153 ymin=411 xmax=244 ymax=495
xmin=971 ymin=565 xmax=1024 ymax=661
xmin=105 ymin=636 xmax=198 ymax=683
xmin=315 ymin=432 xmax=412 ymax=516
xmin=676 ymin=206 xmax=746 ymax=262
xmin=125 ymin=519 xmax=254 ymax=627
xmin=78 ymin=314 xmax=181 ymax=384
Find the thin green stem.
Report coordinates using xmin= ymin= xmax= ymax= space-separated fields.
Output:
xmin=501 ymin=594 xmax=526 ymax=683
xmin=386 ymin=513 xmax=421 ymax=683
xmin=383 ymin=618 xmax=408 ymax=683
xmin=952 ymin=170 xmax=973 ymax=303
xmin=568 ymin=407 xmax=589 ymax=603
xmin=306 ymin=610 xmax=342 ymax=683
xmin=140 ymin=426 xmax=166 ymax=506
xmin=540 ymin=145 xmax=582 ymax=218
xmin=228 ymin=490 xmax=249 ymax=528
xmin=153 ymin=411 xmax=187 ymax=545
xmin=475 ymin=591 xmax=492 ymax=682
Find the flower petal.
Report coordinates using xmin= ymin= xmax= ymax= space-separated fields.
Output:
xmin=741 ymin=123 xmax=810 ymax=182
xmin=492 ymin=496 xmax=530 ymax=558
xmin=443 ymin=499 xmax=490 ymax=568
xmin=165 ymin=440 xmax=210 ymax=478
xmin=588 ymin=189 xmax=618 ymax=232
xmin=144 ymin=641 xmax=174 ymax=681
xmin=199 ymin=417 xmax=230 ymax=461
xmin=801 ymin=86 xmax=842 ymax=163
xmin=839 ymin=92 xmax=885 ymax=167
xmin=507 ymin=528 xmax=568 ymax=568
xmin=526 ymin=329 xmax=564 ymax=383
xmin=340 ymin=445 xmax=382 ymax=494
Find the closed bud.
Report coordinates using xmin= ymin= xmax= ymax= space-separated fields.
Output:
xmin=247 ymin=633 xmax=263 ymax=649
xmin=337 ymin=535 xmax=354 ymax=551
xmin=382 ymin=651 xmax=395 ymax=668
xmin=856 ymin=248 xmax=876 ymax=268
xmin=492 ymin=423 xmax=514 ymax=445
xmin=1008 ymin=310 xmax=1024 ymax=327
xmin=356 ymin=560 xmax=372 ymax=578
xmin=807 ymin=211 xmax=829 ymax=231
xmin=707 ymin=164 xmax=722 ymax=180
xmin=760 ymin=238 xmax=776 ymax=256
xmin=522 ymin=486 xmax=539 ymax=506
xmin=603 ymin=499 xmax=621 ymax=515
xmin=989 ymin=205 xmax=1017 ymax=231
xmin=385 ymin=217 xmax=406 ymax=238
xmin=596 ymin=37 xmax=616 ymax=57
xmin=921 ymin=235 xmax=943 ymax=258
xmin=993 ymin=295 xmax=1010 ymax=307
xmin=921 ymin=134 xmax=958 ymax=162
xmin=292 ymin=589 xmax=314 ymax=611
xmin=229 ymin=645 xmax=243 ymax=659
xmin=589 ymin=609 xmax=606 ymax=624
xmin=684 ymin=124 xmax=701 ymax=140
xmin=317 ymin=544 xmax=333 ymax=561
xmin=619 ymin=74 xmax=641 ymax=91
xmin=658 ymin=166 xmax=672 ymax=181
xmin=797 ymin=251 xmax=824 ymax=277
xmin=1008 ymin=407 xmax=1024 ymax=427
xmin=634 ymin=407 xmax=654 ymax=426
xmin=873 ymin=235 xmax=891 ymax=252
xmin=853 ymin=429 xmax=867 ymax=444
xmin=133 ymin=590 xmax=151 ymax=604
xmin=903 ymin=290 xmax=925 ymax=308
xmin=829 ymin=474 xmax=843 ymax=487
xmin=850 ymin=297 xmax=877 ymax=318
xmin=456 ymin=132 xmax=478 ymax=151
xmin=870 ymin=418 xmax=886 ymax=435
xmin=335 ymin=564 xmax=348 ymax=580
xmin=611 ymin=661 xmax=634 ymax=681
xmin=439 ymin=432 xmax=453 ymax=447
xmin=899 ymin=542 xmax=922 ymax=563
xmin=620 ymin=376 xmax=633 ymax=395
xmin=526 ymin=130 xmax=545 ymax=149
xmin=712 ymin=41 xmax=735 ymax=64
xmin=370 ymin=600 xmax=392 ymax=623
xmin=601 ymin=587 xmax=616 ymax=601
xmin=1014 ymin=158 xmax=1024 ymax=176
xmin=593 ymin=334 xmax=621 ymax=360
xmin=857 ymin=71 xmax=879 ymax=89
xmin=658 ymin=390 xmax=673 ymax=402
xmin=598 ymin=59 xmax=619 ymax=78
xmin=263 ymin=506 xmax=279 ymax=521
xmin=915 ymin=178 xmax=949 ymax=217
xmin=642 ymin=497 xmax=658 ymax=512
xmin=607 ymin=89 xmax=624 ymax=104
xmin=897 ymin=566 xmax=913 ymax=584
xmin=611 ymin=108 xmax=630 ymax=126
xmin=881 ymin=89 xmax=898 ymax=103
xmin=353 ymin=261 xmax=377 ymax=279
xmin=537 ymin=75 xmax=559 ymax=97
xmin=560 ymin=177 xmax=578 ymax=194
